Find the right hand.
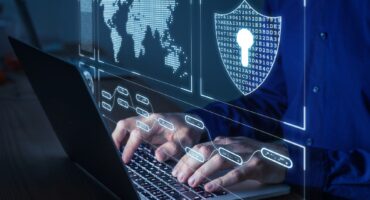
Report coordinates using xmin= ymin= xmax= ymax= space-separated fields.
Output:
xmin=112 ymin=113 xmax=204 ymax=164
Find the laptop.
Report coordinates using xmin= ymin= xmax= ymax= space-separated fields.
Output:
xmin=9 ymin=37 xmax=290 ymax=200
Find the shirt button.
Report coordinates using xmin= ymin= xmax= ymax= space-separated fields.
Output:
xmin=312 ymin=86 xmax=319 ymax=93
xmin=306 ymin=138 xmax=313 ymax=146
xmin=320 ymin=32 xmax=328 ymax=40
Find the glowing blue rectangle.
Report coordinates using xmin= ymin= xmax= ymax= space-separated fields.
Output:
xmin=157 ymin=118 xmax=175 ymax=131
xmin=219 ymin=147 xmax=243 ymax=166
xmin=261 ymin=148 xmax=293 ymax=169
xmin=117 ymin=98 xmax=129 ymax=109
xmin=136 ymin=94 xmax=150 ymax=105
xmin=185 ymin=147 xmax=205 ymax=163
xmin=136 ymin=107 xmax=150 ymax=118
xmin=117 ymin=86 xmax=129 ymax=96
xmin=101 ymin=90 xmax=112 ymax=100
xmin=185 ymin=115 xmax=205 ymax=130
xmin=80 ymin=0 xmax=93 ymax=54
xmin=101 ymin=101 xmax=112 ymax=112
xmin=136 ymin=120 xmax=150 ymax=133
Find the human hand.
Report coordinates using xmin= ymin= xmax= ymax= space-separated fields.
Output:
xmin=172 ymin=136 xmax=287 ymax=192
xmin=112 ymin=113 xmax=204 ymax=164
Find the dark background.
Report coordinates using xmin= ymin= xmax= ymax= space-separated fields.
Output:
xmin=0 ymin=0 xmax=78 ymax=57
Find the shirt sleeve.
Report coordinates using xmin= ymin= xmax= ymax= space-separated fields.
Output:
xmin=287 ymin=146 xmax=370 ymax=198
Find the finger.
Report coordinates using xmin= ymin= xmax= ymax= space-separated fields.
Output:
xmin=112 ymin=120 xmax=129 ymax=149
xmin=214 ymin=136 xmax=226 ymax=141
xmin=155 ymin=141 xmax=180 ymax=162
xmin=174 ymin=144 xmax=214 ymax=183
xmin=172 ymin=143 xmax=199 ymax=177
xmin=172 ymin=145 xmax=198 ymax=177
xmin=122 ymin=129 xmax=142 ymax=164
xmin=213 ymin=137 xmax=233 ymax=145
xmin=205 ymin=167 xmax=254 ymax=192
xmin=176 ymin=156 xmax=204 ymax=183
xmin=188 ymin=154 xmax=230 ymax=187
xmin=112 ymin=118 xmax=138 ymax=148
xmin=172 ymin=152 xmax=190 ymax=177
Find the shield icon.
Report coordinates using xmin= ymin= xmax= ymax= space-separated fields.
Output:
xmin=215 ymin=1 xmax=282 ymax=95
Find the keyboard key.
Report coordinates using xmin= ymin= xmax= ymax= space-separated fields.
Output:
xmin=128 ymin=144 xmax=208 ymax=200
xmin=155 ymin=194 xmax=168 ymax=199
xmin=199 ymin=191 xmax=214 ymax=198
xmin=173 ymin=195 xmax=188 ymax=200
xmin=147 ymin=196 xmax=157 ymax=200
xmin=141 ymin=182 xmax=150 ymax=188
xmin=145 ymin=185 xmax=157 ymax=193
xmin=173 ymin=184 xmax=188 ymax=192
xmin=150 ymin=190 xmax=162 ymax=196
xmin=167 ymin=190 xmax=179 ymax=196
xmin=148 ymin=177 xmax=157 ymax=182
xmin=182 ymin=191 xmax=201 ymax=199
xmin=193 ymin=186 xmax=204 ymax=193
xmin=156 ymin=182 xmax=165 ymax=187
xmin=159 ymin=185 xmax=172 ymax=192
xmin=140 ymin=191 xmax=151 ymax=198
xmin=167 ymin=178 xmax=177 ymax=185
xmin=213 ymin=189 xmax=228 ymax=196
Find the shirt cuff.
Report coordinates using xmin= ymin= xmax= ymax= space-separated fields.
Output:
xmin=285 ymin=145 xmax=330 ymax=189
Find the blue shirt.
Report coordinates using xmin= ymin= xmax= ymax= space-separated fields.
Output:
xmin=192 ymin=0 xmax=370 ymax=198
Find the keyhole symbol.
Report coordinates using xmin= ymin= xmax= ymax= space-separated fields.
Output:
xmin=237 ymin=29 xmax=254 ymax=67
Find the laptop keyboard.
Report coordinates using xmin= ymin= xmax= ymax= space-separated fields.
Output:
xmin=126 ymin=144 xmax=228 ymax=200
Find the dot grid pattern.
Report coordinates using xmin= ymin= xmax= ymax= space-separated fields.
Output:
xmin=100 ymin=0 xmax=188 ymax=72
xmin=81 ymin=0 xmax=93 ymax=52
xmin=100 ymin=0 xmax=121 ymax=62
xmin=215 ymin=1 xmax=282 ymax=95
xmin=126 ymin=0 xmax=187 ymax=72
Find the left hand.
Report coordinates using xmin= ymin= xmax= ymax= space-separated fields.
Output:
xmin=172 ymin=136 xmax=288 ymax=192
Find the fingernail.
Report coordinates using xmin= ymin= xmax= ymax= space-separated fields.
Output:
xmin=206 ymin=183 xmax=214 ymax=192
xmin=172 ymin=169 xmax=177 ymax=177
xmin=188 ymin=176 xmax=195 ymax=186
xmin=178 ymin=173 xmax=184 ymax=182
xmin=122 ymin=155 xmax=128 ymax=164
xmin=156 ymin=148 xmax=166 ymax=161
